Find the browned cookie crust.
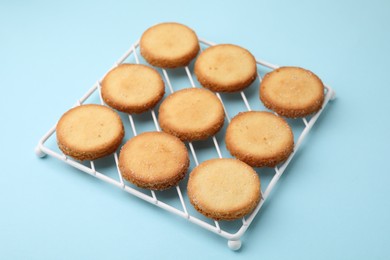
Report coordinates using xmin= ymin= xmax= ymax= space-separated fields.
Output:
xmin=140 ymin=22 xmax=199 ymax=68
xmin=56 ymin=104 xmax=124 ymax=161
xmin=101 ymin=64 xmax=165 ymax=114
xmin=194 ymin=44 xmax=257 ymax=92
xmin=119 ymin=132 xmax=189 ymax=190
xmin=260 ymin=66 xmax=324 ymax=118
xmin=187 ymin=158 xmax=261 ymax=221
xmin=226 ymin=111 xmax=294 ymax=167
xmin=158 ymin=88 xmax=225 ymax=141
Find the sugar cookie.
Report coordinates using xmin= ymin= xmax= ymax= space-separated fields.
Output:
xmin=101 ymin=64 xmax=165 ymax=114
xmin=187 ymin=158 xmax=261 ymax=221
xmin=119 ymin=132 xmax=189 ymax=190
xmin=140 ymin=22 xmax=199 ymax=68
xmin=194 ymin=44 xmax=257 ymax=92
xmin=260 ymin=66 xmax=324 ymax=118
xmin=158 ymin=88 xmax=224 ymax=141
xmin=56 ymin=104 xmax=124 ymax=161
xmin=226 ymin=111 xmax=294 ymax=167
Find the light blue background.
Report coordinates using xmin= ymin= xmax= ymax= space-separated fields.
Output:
xmin=1 ymin=0 xmax=390 ymax=259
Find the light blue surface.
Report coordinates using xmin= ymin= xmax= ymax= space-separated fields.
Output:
xmin=1 ymin=0 xmax=390 ymax=259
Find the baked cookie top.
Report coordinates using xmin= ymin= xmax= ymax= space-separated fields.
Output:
xmin=101 ymin=64 xmax=165 ymax=114
xmin=226 ymin=111 xmax=294 ymax=167
xmin=194 ymin=44 xmax=257 ymax=92
xmin=140 ymin=22 xmax=199 ymax=68
xmin=158 ymin=88 xmax=225 ymax=141
xmin=187 ymin=158 xmax=261 ymax=221
xmin=56 ymin=104 xmax=124 ymax=161
xmin=119 ymin=131 xmax=189 ymax=190
xmin=260 ymin=66 xmax=324 ymax=118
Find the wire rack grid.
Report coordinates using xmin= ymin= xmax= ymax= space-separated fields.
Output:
xmin=35 ymin=38 xmax=336 ymax=251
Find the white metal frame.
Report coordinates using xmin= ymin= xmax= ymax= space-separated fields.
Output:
xmin=35 ymin=38 xmax=336 ymax=251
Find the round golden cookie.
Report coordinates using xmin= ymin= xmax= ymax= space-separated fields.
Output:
xmin=56 ymin=104 xmax=124 ymax=161
xmin=140 ymin=22 xmax=200 ymax=68
xmin=187 ymin=158 xmax=261 ymax=221
xmin=119 ymin=132 xmax=189 ymax=190
xmin=158 ymin=88 xmax=225 ymax=141
xmin=101 ymin=64 xmax=165 ymax=114
xmin=226 ymin=111 xmax=294 ymax=167
xmin=194 ymin=44 xmax=257 ymax=92
xmin=260 ymin=66 xmax=324 ymax=118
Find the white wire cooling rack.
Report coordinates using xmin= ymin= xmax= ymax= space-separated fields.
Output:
xmin=35 ymin=38 xmax=336 ymax=251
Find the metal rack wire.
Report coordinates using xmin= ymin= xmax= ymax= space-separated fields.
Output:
xmin=35 ymin=38 xmax=336 ymax=250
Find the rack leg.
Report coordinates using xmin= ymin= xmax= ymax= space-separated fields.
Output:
xmin=35 ymin=144 xmax=46 ymax=158
xmin=228 ymin=239 xmax=242 ymax=251
xmin=330 ymin=90 xmax=336 ymax=101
